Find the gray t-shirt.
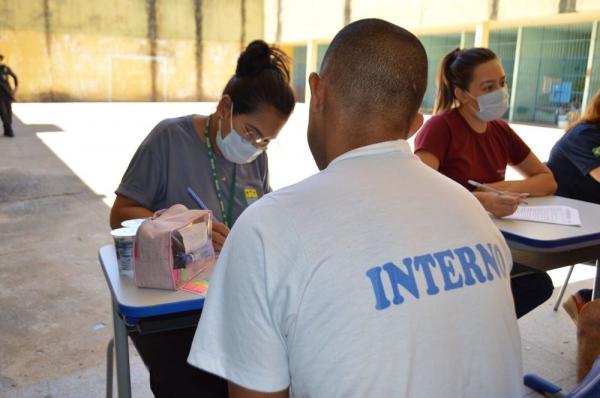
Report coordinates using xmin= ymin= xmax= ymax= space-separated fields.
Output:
xmin=116 ymin=115 xmax=271 ymax=225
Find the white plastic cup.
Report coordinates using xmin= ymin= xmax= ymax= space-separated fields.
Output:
xmin=121 ymin=218 xmax=146 ymax=229
xmin=110 ymin=227 xmax=137 ymax=276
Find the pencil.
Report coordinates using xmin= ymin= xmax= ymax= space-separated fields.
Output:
xmin=467 ymin=180 xmax=529 ymax=205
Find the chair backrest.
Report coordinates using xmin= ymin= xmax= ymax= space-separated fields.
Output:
xmin=525 ymin=356 xmax=600 ymax=398
xmin=567 ymin=355 xmax=600 ymax=398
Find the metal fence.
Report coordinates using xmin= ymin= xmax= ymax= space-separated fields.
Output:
xmin=418 ymin=33 xmax=461 ymax=112
xmin=289 ymin=21 xmax=600 ymax=124
xmin=513 ymin=23 xmax=591 ymax=124
xmin=587 ymin=22 xmax=600 ymax=107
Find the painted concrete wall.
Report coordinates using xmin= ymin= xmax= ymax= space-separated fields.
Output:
xmin=264 ymin=0 xmax=490 ymax=43
xmin=0 ymin=0 xmax=264 ymax=101
xmin=496 ymin=0 xmax=561 ymax=20
xmin=580 ymin=0 xmax=600 ymax=12
xmin=265 ymin=0 xmax=600 ymax=43
xmin=352 ymin=0 xmax=488 ymax=33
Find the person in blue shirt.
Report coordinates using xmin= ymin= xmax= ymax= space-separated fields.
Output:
xmin=548 ymin=90 xmax=600 ymax=382
xmin=547 ymin=89 xmax=600 ymax=204
xmin=547 ymin=90 xmax=600 ymax=321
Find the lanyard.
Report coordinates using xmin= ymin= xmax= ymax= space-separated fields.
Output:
xmin=204 ymin=116 xmax=237 ymax=228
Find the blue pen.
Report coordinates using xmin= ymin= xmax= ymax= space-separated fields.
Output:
xmin=187 ymin=186 xmax=222 ymax=223
xmin=186 ymin=186 xmax=209 ymax=210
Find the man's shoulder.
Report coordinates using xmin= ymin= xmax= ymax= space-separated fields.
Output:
xmin=252 ymin=176 xmax=315 ymax=211
xmin=238 ymin=172 xmax=327 ymax=225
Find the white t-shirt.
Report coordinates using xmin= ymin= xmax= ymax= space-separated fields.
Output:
xmin=188 ymin=140 xmax=524 ymax=397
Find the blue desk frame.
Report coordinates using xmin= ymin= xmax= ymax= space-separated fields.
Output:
xmin=493 ymin=196 xmax=600 ymax=300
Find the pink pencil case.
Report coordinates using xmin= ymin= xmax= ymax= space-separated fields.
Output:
xmin=133 ymin=204 xmax=214 ymax=290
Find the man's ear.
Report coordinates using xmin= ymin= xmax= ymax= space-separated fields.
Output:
xmin=406 ymin=112 xmax=424 ymax=139
xmin=308 ymin=72 xmax=325 ymax=113
xmin=215 ymin=95 xmax=232 ymax=120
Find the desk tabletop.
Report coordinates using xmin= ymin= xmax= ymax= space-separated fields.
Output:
xmin=493 ymin=196 xmax=600 ymax=252
xmin=99 ymin=244 xmax=213 ymax=319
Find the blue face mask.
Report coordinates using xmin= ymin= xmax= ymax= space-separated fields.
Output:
xmin=216 ymin=104 xmax=263 ymax=164
xmin=470 ymin=86 xmax=509 ymax=122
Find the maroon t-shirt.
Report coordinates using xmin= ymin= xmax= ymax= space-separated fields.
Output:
xmin=414 ymin=109 xmax=531 ymax=190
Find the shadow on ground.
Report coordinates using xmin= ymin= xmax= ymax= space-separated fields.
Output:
xmin=0 ymin=115 xmax=144 ymax=397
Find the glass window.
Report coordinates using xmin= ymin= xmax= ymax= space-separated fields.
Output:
xmin=489 ymin=29 xmax=518 ymax=118
xmin=586 ymin=23 xmax=600 ymax=109
xmin=292 ymin=46 xmax=307 ymax=103
xmin=463 ymin=31 xmax=475 ymax=48
xmin=418 ymin=33 xmax=462 ymax=113
xmin=513 ymin=24 xmax=591 ymax=125
xmin=317 ymin=44 xmax=329 ymax=72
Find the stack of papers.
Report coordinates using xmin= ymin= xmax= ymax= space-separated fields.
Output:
xmin=502 ymin=205 xmax=582 ymax=226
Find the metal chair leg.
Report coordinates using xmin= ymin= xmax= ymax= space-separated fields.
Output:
xmin=593 ymin=259 xmax=600 ymax=301
xmin=106 ymin=338 xmax=114 ymax=398
xmin=554 ymin=265 xmax=575 ymax=311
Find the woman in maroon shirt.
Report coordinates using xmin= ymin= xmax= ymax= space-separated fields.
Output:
xmin=414 ymin=47 xmax=557 ymax=318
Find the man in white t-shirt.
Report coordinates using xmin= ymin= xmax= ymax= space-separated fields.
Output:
xmin=188 ymin=18 xmax=523 ymax=398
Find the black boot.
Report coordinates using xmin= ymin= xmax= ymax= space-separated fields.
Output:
xmin=4 ymin=129 xmax=14 ymax=137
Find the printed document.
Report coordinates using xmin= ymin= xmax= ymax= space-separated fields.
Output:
xmin=502 ymin=205 xmax=581 ymax=226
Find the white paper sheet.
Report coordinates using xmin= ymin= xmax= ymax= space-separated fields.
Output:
xmin=179 ymin=221 xmax=209 ymax=252
xmin=502 ymin=205 xmax=582 ymax=226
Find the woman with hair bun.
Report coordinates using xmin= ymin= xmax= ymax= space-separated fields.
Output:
xmin=414 ymin=47 xmax=557 ymax=319
xmin=110 ymin=40 xmax=295 ymax=397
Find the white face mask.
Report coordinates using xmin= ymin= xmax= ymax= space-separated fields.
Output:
xmin=470 ymin=86 xmax=509 ymax=122
xmin=216 ymin=104 xmax=263 ymax=164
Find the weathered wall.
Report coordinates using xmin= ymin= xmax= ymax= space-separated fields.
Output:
xmin=264 ymin=0 xmax=600 ymax=43
xmin=0 ymin=0 xmax=264 ymax=101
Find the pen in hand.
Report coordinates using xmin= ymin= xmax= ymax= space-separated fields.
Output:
xmin=186 ymin=186 xmax=209 ymax=210
xmin=186 ymin=187 xmax=228 ymax=251
xmin=467 ymin=180 xmax=529 ymax=205
xmin=186 ymin=186 xmax=223 ymax=222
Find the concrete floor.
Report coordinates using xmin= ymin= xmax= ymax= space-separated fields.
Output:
xmin=0 ymin=103 xmax=596 ymax=397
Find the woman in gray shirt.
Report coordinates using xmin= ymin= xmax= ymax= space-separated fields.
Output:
xmin=110 ymin=40 xmax=295 ymax=397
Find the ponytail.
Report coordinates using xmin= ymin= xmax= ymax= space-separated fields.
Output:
xmin=434 ymin=48 xmax=462 ymax=114
xmin=433 ymin=47 xmax=497 ymax=114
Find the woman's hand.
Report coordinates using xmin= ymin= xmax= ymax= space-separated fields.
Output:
xmin=475 ymin=191 xmax=527 ymax=218
xmin=212 ymin=221 xmax=230 ymax=252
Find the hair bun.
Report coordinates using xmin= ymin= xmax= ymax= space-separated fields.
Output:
xmin=236 ymin=40 xmax=272 ymax=77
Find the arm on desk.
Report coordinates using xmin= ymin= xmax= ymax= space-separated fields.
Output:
xmin=109 ymin=193 xmax=230 ymax=251
xmin=415 ymin=150 xmax=523 ymax=217
xmin=487 ymin=152 xmax=557 ymax=197
xmin=110 ymin=194 xmax=153 ymax=229
xmin=229 ymin=382 xmax=289 ymax=398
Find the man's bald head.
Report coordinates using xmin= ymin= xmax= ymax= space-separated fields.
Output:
xmin=320 ymin=19 xmax=427 ymax=135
